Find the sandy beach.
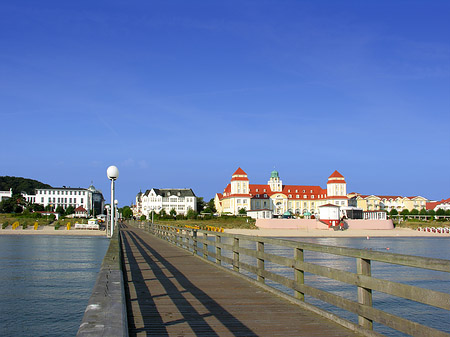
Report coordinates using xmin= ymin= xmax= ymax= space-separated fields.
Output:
xmin=224 ymin=227 xmax=450 ymax=238
xmin=0 ymin=226 xmax=107 ymax=236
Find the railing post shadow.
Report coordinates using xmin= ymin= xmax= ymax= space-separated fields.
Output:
xmin=294 ymin=247 xmax=305 ymax=301
xmin=357 ymin=257 xmax=373 ymax=330
xmin=233 ymin=237 xmax=240 ymax=272
xmin=257 ymin=241 xmax=265 ymax=283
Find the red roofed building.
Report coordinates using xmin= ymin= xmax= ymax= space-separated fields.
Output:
xmin=215 ymin=168 xmax=348 ymax=216
xmin=426 ymin=198 xmax=450 ymax=212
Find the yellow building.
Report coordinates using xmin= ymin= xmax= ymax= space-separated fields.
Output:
xmin=215 ymin=168 xmax=348 ymax=216
xmin=348 ymin=194 xmax=428 ymax=212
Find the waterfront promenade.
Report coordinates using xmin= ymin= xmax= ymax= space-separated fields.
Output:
xmin=120 ymin=224 xmax=363 ymax=337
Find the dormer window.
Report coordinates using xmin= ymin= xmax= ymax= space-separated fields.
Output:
xmin=288 ymin=189 xmax=291 ymax=193
xmin=288 ymin=194 xmax=292 ymax=198
xmin=264 ymin=194 xmax=267 ymax=198
xmin=296 ymin=195 xmax=299 ymax=198
xmin=303 ymin=190 xmax=305 ymax=193
xmin=256 ymin=188 xmax=259 ymax=192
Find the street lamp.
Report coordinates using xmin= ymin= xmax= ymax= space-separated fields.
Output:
xmin=107 ymin=165 xmax=119 ymax=238
xmin=114 ymin=199 xmax=119 ymax=225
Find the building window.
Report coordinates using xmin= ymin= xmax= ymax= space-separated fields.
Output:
xmin=302 ymin=190 xmax=305 ymax=193
xmin=304 ymin=195 xmax=307 ymax=199
xmin=311 ymin=195 xmax=314 ymax=199
xmin=237 ymin=199 xmax=241 ymax=204
xmin=264 ymin=194 xmax=267 ymax=198
xmin=288 ymin=194 xmax=292 ymax=198
xmin=256 ymin=189 xmax=259 ymax=192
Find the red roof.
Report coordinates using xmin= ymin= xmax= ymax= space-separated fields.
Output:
xmin=232 ymin=167 xmax=247 ymax=176
xmin=426 ymin=197 xmax=450 ymax=210
xmin=329 ymin=170 xmax=344 ymax=178
xmin=75 ymin=206 xmax=87 ymax=212
xmin=327 ymin=179 xmax=347 ymax=184
xmin=231 ymin=176 xmax=249 ymax=181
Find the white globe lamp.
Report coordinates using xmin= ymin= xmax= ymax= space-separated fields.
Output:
xmin=107 ymin=165 xmax=119 ymax=238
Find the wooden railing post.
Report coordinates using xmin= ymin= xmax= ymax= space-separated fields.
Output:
xmin=233 ymin=237 xmax=240 ymax=272
xmin=357 ymin=257 xmax=373 ymax=330
xmin=203 ymin=233 xmax=208 ymax=259
xmin=294 ymin=247 xmax=304 ymax=301
xmin=215 ymin=235 xmax=221 ymax=265
xmin=257 ymin=241 xmax=265 ymax=283
xmin=193 ymin=229 xmax=198 ymax=255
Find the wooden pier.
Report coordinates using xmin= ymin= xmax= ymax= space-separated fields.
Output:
xmin=121 ymin=225 xmax=363 ymax=337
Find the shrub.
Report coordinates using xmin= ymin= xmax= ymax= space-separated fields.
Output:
xmin=22 ymin=223 xmax=28 ymax=229
xmin=54 ymin=224 xmax=61 ymax=230
xmin=2 ymin=222 xmax=9 ymax=229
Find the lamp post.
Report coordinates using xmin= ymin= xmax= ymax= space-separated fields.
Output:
xmin=105 ymin=204 xmax=110 ymax=237
xmin=114 ymin=199 xmax=119 ymax=225
xmin=107 ymin=166 xmax=119 ymax=238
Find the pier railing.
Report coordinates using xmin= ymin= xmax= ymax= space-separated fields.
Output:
xmin=130 ymin=221 xmax=450 ymax=337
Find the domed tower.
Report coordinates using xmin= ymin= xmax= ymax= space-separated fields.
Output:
xmin=268 ymin=170 xmax=283 ymax=192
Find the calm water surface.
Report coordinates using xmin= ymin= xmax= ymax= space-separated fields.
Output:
xmin=0 ymin=235 xmax=109 ymax=337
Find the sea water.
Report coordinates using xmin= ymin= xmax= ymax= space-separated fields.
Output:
xmin=0 ymin=235 xmax=109 ymax=337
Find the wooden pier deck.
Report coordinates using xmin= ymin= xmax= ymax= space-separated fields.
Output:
xmin=121 ymin=225 xmax=363 ymax=337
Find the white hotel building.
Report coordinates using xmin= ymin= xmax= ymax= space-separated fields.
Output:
xmin=24 ymin=185 xmax=105 ymax=215
xmin=134 ymin=188 xmax=197 ymax=218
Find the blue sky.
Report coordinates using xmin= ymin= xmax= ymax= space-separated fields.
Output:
xmin=1 ymin=1 xmax=449 ymax=206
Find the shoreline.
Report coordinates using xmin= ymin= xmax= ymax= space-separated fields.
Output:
xmin=0 ymin=226 xmax=106 ymax=236
xmin=224 ymin=227 xmax=450 ymax=238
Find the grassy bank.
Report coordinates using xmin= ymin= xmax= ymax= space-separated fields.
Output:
xmin=152 ymin=216 xmax=257 ymax=229
xmin=0 ymin=214 xmax=91 ymax=230
xmin=395 ymin=219 xmax=450 ymax=230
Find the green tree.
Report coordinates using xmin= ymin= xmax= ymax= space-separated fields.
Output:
xmin=186 ymin=208 xmax=197 ymax=219
xmin=436 ymin=208 xmax=445 ymax=216
xmin=55 ymin=206 xmax=65 ymax=216
xmin=159 ymin=209 xmax=167 ymax=218
xmin=427 ymin=209 xmax=435 ymax=216
xmin=400 ymin=209 xmax=410 ymax=216
xmin=410 ymin=209 xmax=419 ymax=215
xmin=238 ymin=208 xmax=247 ymax=215
xmin=389 ymin=209 xmax=398 ymax=216
xmin=419 ymin=208 xmax=428 ymax=215
xmin=203 ymin=198 xmax=217 ymax=214
xmin=140 ymin=215 xmax=146 ymax=221
xmin=121 ymin=206 xmax=133 ymax=219
xmin=65 ymin=205 xmax=75 ymax=215
xmin=169 ymin=208 xmax=177 ymax=218
xmin=196 ymin=197 xmax=205 ymax=213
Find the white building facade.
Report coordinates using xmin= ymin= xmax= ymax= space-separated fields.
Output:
xmin=25 ymin=185 xmax=104 ymax=215
xmin=0 ymin=188 xmax=12 ymax=201
xmin=136 ymin=188 xmax=197 ymax=218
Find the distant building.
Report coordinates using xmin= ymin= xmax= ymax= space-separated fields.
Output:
xmin=23 ymin=185 xmax=105 ymax=215
xmin=0 ymin=188 xmax=12 ymax=201
xmin=426 ymin=198 xmax=450 ymax=212
xmin=348 ymin=194 xmax=428 ymax=212
xmin=135 ymin=188 xmax=197 ymax=218
xmin=215 ymin=168 xmax=348 ymax=216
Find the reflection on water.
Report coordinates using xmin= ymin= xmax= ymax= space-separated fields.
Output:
xmin=0 ymin=235 xmax=109 ymax=337
xmin=205 ymin=236 xmax=450 ymax=337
